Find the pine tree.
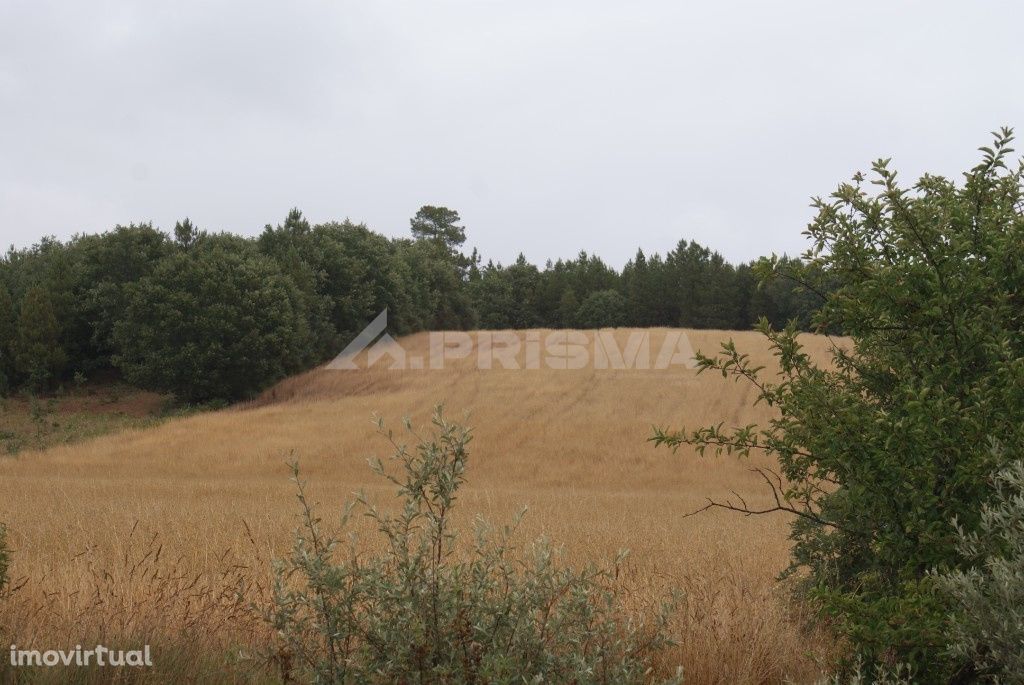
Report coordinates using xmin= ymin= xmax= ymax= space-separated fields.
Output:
xmin=15 ymin=286 xmax=66 ymax=389
xmin=556 ymin=288 xmax=579 ymax=328
xmin=173 ymin=217 xmax=201 ymax=249
xmin=0 ymin=286 xmax=16 ymax=394
xmin=410 ymin=206 xmax=466 ymax=249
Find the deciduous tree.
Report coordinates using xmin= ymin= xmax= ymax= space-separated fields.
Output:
xmin=654 ymin=129 xmax=1024 ymax=680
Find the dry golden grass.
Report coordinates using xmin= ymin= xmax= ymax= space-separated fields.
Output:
xmin=0 ymin=328 xmax=843 ymax=683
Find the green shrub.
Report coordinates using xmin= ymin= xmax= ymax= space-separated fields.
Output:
xmin=267 ymin=407 xmax=680 ymax=684
xmin=653 ymin=129 xmax=1024 ymax=679
xmin=935 ymin=454 xmax=1024 ymax=683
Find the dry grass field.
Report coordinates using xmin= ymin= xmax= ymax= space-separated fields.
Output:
xmin=0 ymin=328 xmax=844 ymax=683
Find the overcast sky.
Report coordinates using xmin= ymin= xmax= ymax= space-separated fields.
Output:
xmin=1 ymin=1 xmax=1022 ymax=268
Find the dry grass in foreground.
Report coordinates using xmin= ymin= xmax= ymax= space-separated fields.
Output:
xmin=0 ymin=328 xmax=843 ymax=683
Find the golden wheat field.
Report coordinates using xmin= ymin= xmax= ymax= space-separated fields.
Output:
xmin=0 ymin=328 xmax=844 ymax=683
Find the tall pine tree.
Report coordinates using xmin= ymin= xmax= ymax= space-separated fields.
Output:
xmin=0 ymin=287 xmax=15 ymax=394
xmin=15 ymin=286 xmax=66 ymax=389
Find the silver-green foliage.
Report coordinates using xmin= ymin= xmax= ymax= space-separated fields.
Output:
xmin=936 ymin=457 xmax=1024 ymax=683
xmin=267 ymin=407 xmax=680 ymax=684
xmin=810 ymin=660 xmax=914 ymax=685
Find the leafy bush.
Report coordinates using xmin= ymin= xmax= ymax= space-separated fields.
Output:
xmin=267 ymin=408 xmax=680 ymax=684
xmin=935 ymin=454 xmax=1024 ymax=683
xmin=654 ymin=130 xmax=1024 ymax=679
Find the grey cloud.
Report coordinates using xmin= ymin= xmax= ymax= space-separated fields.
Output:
xmin=1 ymin=0 xmax=1022 ymax=268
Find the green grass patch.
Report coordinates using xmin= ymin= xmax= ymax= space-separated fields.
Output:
xmin=0 ymin=383 xmax=181 ymax=455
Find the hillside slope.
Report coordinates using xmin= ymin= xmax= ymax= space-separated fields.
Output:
xmin=0 ymin=328 xmax=841 ymax=683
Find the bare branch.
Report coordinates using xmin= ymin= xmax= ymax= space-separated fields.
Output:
xmin=680 ymin=468 xmax=865 ymax=537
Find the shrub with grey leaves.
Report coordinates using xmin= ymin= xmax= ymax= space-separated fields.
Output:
xmin=265 ymin=407 xmax=681 ymax=684
xmin=936 ymin=456 xmax=1024 ymax=683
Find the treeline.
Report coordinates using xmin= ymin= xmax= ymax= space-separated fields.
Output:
xmin=472 ymin=243 xmax=824 ymax=331
xmin=0 ymin=206 xmax=827 ymax=402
